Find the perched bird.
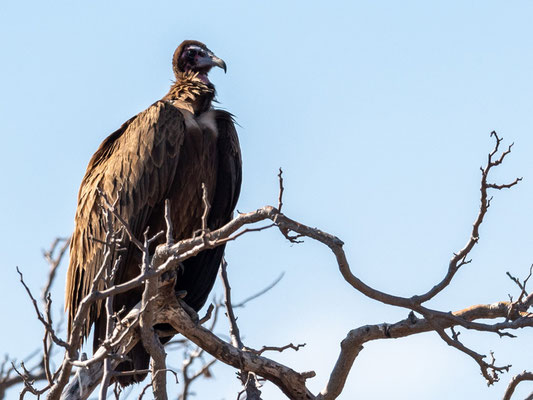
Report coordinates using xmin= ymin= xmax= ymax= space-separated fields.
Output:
xmin=65 ymin=40 xmax=242 ymax=385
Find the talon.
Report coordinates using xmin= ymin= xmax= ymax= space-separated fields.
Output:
xmin=160 ymin=268 xmax=177 ymax=285
xmin=175 ymin=289 xmax=188 ymax=299
xmin=177 ymin=298 xmax=199 ymax=324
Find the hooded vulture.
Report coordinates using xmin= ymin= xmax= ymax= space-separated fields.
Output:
xmin=65 ymin=40 xmax=241 ymax=385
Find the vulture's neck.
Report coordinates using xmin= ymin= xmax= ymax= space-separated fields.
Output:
xmin=163 ymin=71 xmax=216 ymax=115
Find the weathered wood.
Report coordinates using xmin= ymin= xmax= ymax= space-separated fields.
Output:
xmin=60 ymin=278 xmax=315 ymax=400
xmin=60 ymin=304 xmax=142 ymax=400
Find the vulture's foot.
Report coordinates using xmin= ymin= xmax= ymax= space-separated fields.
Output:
xmin=160 ymin=262 xmax=184 ymax=286
xmin=177 ymin=297 xmax=200 ymax=324
xmin=160 ymin=268 xmax=177 ymax=287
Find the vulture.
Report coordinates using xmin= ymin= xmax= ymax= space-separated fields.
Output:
xmin=65 ymin=40 xmax=241 ymax=385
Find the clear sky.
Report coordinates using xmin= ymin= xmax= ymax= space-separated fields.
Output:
xmin=1 ymin=1 xmax=533 ymax=399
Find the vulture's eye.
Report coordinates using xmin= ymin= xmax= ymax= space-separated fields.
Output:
xmin=186 ymin=49 xmax=196 ymax=58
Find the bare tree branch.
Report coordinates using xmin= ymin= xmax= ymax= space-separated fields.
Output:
xmin=16 ymin=268 xmax=68 ymax=350
xmin=41 ymin=238 xmax=70 ymax=304
xmin=278 ymin=167 xmax=284 ymax=212
xmin=253 ymin=343 xmax=306 ymax=356
xmin=220 ymin=258 xmax=244 ymax=351
xmin=317 ymin=301 xmax=530 ymax=400
xmin=7 ymin=132 xmax=533 ymax=400
xmin=415 ymin=132 xmax=522 ymax=304
xmin=232 ymin=272 xmax=284 ymax=308
xmin=503 ymin=371 xmax=533 ymax=400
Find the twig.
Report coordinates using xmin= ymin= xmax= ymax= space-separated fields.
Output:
xmin=97 ymin=188 xmax=145 ymax=251
xmin=41 ymin=237 xmax=70 ymax=304
xmin=165 ymin=199 xmax=174 ymax=246
xmin=137 ymin=369 xmax=178 ymax=400
xmin=42 ymin=294 xmax=54 ymax=385
xmin=16 ymin=268 xmax=68 ymax=349
xmin=507 ymin=265 xmax=532 ymax=305
xmin=430 ymin=322 xmax=510 ymax=385
xmin=253 ymin=343 xmax=306 ymax=356
xmin=198 ymin=304 xmax=215 ymax=325
xmin=99 ymin=210 xmax=121 ymax=400
xmin=233 ymin=272 xmax=285 ymax=308
xmin=139 ymin=230 xmax=168 ymax=400
xmin=201 ymin=183 xmax=211 ymax=234
xmin=220 ymin=258 xmax=244 ymax=350
xmin=179 ymin=346 xmax=216 ymax=400
xmin=220 ymin=258 xmax=263 ymax=399
xmin=278 ymin=167 xmax=284 ymax=212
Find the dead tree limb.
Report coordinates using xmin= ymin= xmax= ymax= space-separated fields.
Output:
xmin=9 ymin=132 xmax=533 ymax=400
xmin=503 ymin=371 xmax=533 ymax=400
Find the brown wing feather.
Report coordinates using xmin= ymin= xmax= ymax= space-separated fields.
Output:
xmin=212 ymin=110 xmax=242 ymax=220
xmin=65 ymin=101 xmax=185 ymax=337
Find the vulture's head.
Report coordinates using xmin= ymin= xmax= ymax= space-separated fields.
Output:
xmin=173 ymin=40 xmax=226 ymax=84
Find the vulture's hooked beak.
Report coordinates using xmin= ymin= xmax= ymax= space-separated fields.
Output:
xmin=211 ymin=55 xmax=227 ymax=73
xmin=198 ymin=51 xmax=227 ymax=73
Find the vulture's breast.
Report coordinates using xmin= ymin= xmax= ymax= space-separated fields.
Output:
xmin=167 ymin=108 xmax=219 ymax=239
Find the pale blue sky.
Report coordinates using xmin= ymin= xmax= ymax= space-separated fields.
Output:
xmin=1 ymin=1 xmax=533 ymax=399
